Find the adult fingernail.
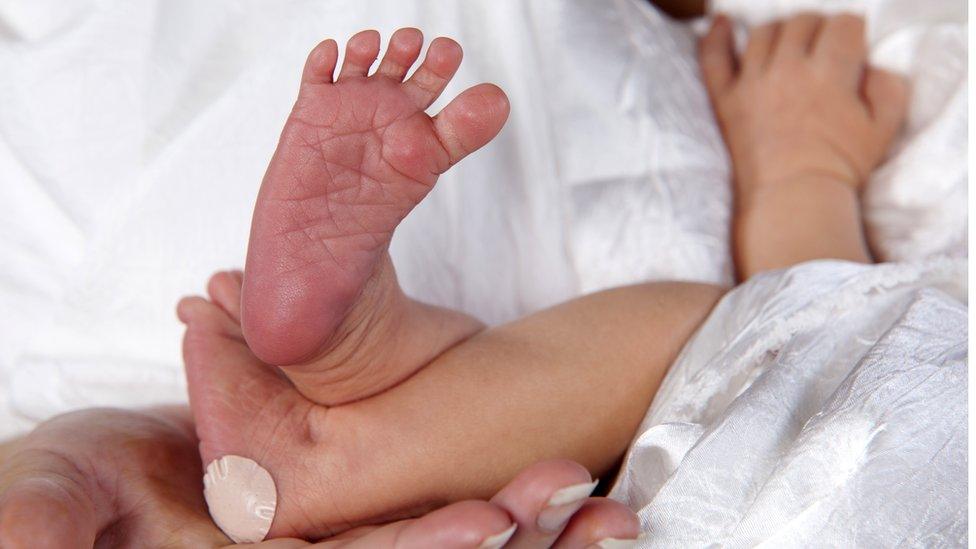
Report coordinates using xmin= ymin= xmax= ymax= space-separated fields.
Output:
xmin=588 ymin=536 xmax=642 ymax=549
xmin=478 ymin=523 xmax=517 ymax=549
xmin=536 ymin=479 xmax=599 ymax=533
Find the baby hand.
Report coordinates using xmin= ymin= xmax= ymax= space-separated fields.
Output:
xmin=699 ymin=13 xmax=908 ymax=197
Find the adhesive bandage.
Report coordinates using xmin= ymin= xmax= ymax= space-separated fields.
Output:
xmin=203 ymin=455 xmax=278 ymax=543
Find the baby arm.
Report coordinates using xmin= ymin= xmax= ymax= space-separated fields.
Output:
xmin=699 ymin=14 xmax=908 ymax=279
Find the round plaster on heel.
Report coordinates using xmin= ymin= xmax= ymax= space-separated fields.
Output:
xmin=203 ymin=455 xmax=277 ymax=543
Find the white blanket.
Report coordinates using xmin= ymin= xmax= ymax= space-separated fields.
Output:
xmin=0 ymin=0 xmax=967 ymax=543
xmin=610 ymin=258 xmax=968 ymax=547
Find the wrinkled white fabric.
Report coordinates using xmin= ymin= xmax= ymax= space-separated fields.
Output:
xmin=610 ymin=258 xmax=968 ymax=547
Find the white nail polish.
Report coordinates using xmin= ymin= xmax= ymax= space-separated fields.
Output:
xmin=478 ymin=523 xmax=517 ymax=549
xmin=590 ymin=536 xmax=642 ymax=549
xmin=536 ymin=479 xmax=599 ymax=532
xmin=203 ymin=455 xmax=277 ymax=543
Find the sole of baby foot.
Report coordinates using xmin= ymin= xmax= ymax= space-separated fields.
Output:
xmin=240 ymin=29 xmax=508 ymax=404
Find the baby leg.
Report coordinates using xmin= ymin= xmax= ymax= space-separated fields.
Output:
xmin=180 ymin=273 xmax=724 ymax=539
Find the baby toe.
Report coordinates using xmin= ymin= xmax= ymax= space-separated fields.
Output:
xmin=402 ymin=36 xmax=463 ymax=109
xmin=206 ymin=270 xmax=244 ymax=324
xmin=376 ymin=27 xmax=423 ymax=81
xmin=432 ymin=82 xmax=510 ymax=168
xmin=338 ymin=29 xmax=381 ymax=80
xmin=301 ymin=39 xmax=339 ymax=85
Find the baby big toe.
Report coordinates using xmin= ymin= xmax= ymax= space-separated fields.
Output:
xmin=432 ymin=83 xmax=510 ymax=167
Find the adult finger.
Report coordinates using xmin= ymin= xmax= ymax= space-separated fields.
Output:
xmin=489 ymin=459 xmax=597 ymax=548
xmin=0 ymin=447 xmax=104 ymax=548
xmin=553 ymin=498 xmax=641 ymax=548
xmin=311 ymin=500 xmax=516 ymax=549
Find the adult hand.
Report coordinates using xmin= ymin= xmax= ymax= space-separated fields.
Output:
xmin=233 ymin=460 xmax=640 ymax=548
xmin=0 ymin=406 xmax=226 ymax=548
xmin=0 ymin=407 xmax=639 ymax=548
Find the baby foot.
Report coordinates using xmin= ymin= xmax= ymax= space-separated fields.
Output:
xmin=242 ymin=29 xmax=508 ymax=403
